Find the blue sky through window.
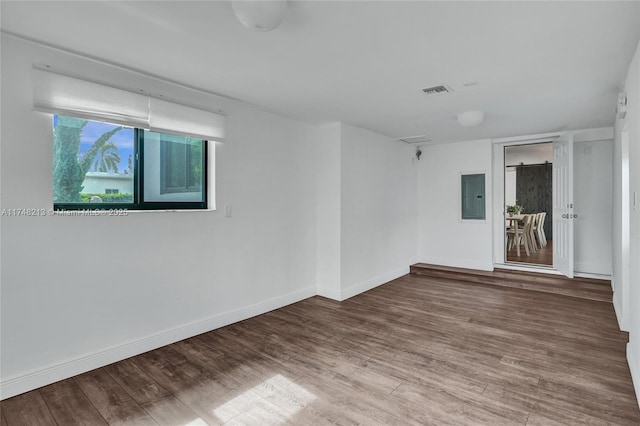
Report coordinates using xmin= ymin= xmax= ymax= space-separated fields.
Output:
xmin=54 ymin=115 xmax=134 ymax=173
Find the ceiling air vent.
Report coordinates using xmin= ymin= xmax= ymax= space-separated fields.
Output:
xmin=422 ymin=85 xmax=452 ymax=96
xmin=395 ymin=135 xmax=432 ymax=144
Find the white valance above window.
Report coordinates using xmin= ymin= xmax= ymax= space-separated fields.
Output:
xmin=32 ymin=67 xmax=226 ymax=142
xmin=32 ymin=68 xmax=150 ymax=128
xmin=149 ymin=97 xmax=225 ymax=142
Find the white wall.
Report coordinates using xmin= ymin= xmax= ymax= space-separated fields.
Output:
xmin=613 ymin=110 xmax=631 ymax=329
xmin=613 ymin=39 xmax=640 ymax=405
xmin=315 ymin=123 xmax=342 ymax=300
xmin=574 ymin=140 xmax=613 ymax=275
xmin=417 ymin=139 xmax=493 ymax=271
xmin=315 ymin=123 xmax=418 ymax=300
xmin=340 ymin=123 xmax=417 ymax=299
xmin=0 ymin=35 xmax=318 ymax=398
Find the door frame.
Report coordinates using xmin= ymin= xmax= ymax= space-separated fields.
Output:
xmin=492 ymin=128 xmax=616 ymax=275
xmin=491 ymin=133 xmax=561 ymax=269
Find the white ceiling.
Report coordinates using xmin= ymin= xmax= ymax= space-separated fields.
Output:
xmin=2 ymin=1 xmax=639 ymax=144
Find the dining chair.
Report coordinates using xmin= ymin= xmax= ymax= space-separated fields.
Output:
xmin=507 ymin=214 xmax=534 ymax=256
xmin=524 ymin=214 xmax=538 ymax=254
xmin=534 ymin=212 xmax=547 ymax=248
xmin=531 ymin=212 xmax=541 ymax=249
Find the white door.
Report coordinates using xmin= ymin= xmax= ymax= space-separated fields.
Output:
xmin=553 ymin=132 xmax=574 ymax=278
xmin=573 ymin=140 xmax=613 ymax=275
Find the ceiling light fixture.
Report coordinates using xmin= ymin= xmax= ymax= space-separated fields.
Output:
xmin=231 ymin=0 xmax=288 ymax=32
xmin=457 ymin=110 xmax=484 ymax=127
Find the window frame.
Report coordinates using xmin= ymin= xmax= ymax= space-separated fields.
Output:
xmin=53 ymin=121 xmax=208 ymax=211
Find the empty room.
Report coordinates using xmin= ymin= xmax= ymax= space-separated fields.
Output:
xmin=1 ymin=1 xmax=640 ymax=425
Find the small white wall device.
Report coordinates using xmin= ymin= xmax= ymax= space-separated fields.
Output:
xmin=617 ymin=92 xmax=627 ymax=119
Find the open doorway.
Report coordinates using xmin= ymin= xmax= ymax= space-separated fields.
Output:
xmin=504 ymin=143 xmax=553 ymax=267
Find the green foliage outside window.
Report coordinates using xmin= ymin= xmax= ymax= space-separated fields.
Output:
xmin=53 ymin=116 xmax=123 ymax=203
xmin=79 ymin=193 xmax=133 ymax=203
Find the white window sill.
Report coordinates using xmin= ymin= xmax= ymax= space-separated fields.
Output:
xmin=124 ymin=208 xmax=216 ymax=214
xmin=49 ymin=208 xmax=216 ymax=216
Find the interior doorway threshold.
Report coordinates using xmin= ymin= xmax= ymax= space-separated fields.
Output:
xmin=411 ymin=263 xmax=612 ymax=302
xmin=494 ymin=262 xmax=560 ymax=275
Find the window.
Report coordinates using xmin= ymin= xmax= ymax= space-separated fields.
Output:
xmin=53 ymin=115 xmax=207 ymax=210
xmin=160 ymin=136 xmax=203 ymax=194
xmin=461 ymin=173 xmax=486 ymax=220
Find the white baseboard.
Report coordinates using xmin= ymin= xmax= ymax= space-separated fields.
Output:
xmin=316 ymin=285 xmax=341 ymax=301
xmin=627 ymin=343 xmax=640 ymax=409
xmin=612 ymin=278 xmax=629 ymax=332
xmin=574 ymin=262 xmax=612 ymax=276
xmin=340 ymin=265 xmax=409 ymax=301
xmin=418 ymin=256 xmax=493 ymax=272
xmin=613 ymin=294 xmax=629 ymax=332
xmin=574 ymin=271 xmax=612 ymax=280
xmin=0 ymin=286 xmax=316 ymax=400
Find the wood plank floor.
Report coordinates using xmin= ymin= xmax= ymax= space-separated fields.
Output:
xmin=2 ymin=273 xmax=639 ymax=425
xmin=507 ymin=240 xmax=553 ymax=266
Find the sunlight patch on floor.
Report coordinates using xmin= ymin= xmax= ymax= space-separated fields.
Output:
xmin=213 ymin=374 xmax=316 ymax=423
xmin=183 ymin=419 xmax=208 ymax=426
